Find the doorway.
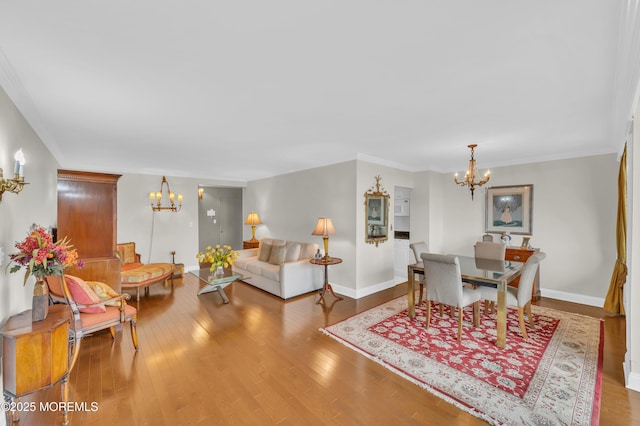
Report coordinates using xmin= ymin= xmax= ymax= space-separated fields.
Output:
xmin=198 ymin=187 xmax=243 ymax=251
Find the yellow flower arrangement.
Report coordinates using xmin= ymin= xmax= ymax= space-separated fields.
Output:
xmin=196 ymin=244 xmax=238 ymax=271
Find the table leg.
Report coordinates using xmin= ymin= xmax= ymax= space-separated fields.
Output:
xmin=61 ymin=375 xmax=69 ymax=426
xmin=496 ymin=281 xmax=507 ymax=348
xmin=197 ymin=284 xmax=230 ymax=303
xmin=407 ymin=265 xmax=415 ymax=318
xmin=316 ymin=265 xmax=343 ymax=304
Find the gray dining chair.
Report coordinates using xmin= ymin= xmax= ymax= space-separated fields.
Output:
xmin=409 ymin=242 xmax=427 ymax=306
xmin=421 ymin=253 xmax=481 ymax=341
xmin=474 ymin=241 xmax=506 ymax=260
xmin=478 ymin=252 xmax=546 ymax=340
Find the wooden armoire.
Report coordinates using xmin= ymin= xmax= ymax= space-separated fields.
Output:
xmin=57 ymin=170 xmax=122 ymax=292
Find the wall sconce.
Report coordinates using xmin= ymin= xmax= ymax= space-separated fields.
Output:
xmin=0 ymin=149 xmax=28 ymax=202
xmin=198 ymin=187 xmax=204 ymax=200
xmin=312 ymin=217 xmax=336 ymax=260
xmin=149 ymin=176 xmax=182 ymax=212
xmin=454 ymin=144 xmax=490 ymax=200
xmin=244 ymin=212 xmax=262 ymax=242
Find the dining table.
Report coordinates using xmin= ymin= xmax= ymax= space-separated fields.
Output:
xmin=407 ymin=256 xmax=524 ymax=348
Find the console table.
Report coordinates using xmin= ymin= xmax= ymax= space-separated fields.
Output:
xmin=505 ymin=247 xmax=541 ymax=301
xmin=243 ymin=240 xmax=260 ymax=249
xmin=1 ymin=304 xmax=71 ymax=425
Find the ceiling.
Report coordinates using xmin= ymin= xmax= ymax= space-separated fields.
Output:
xmin=0 ymin=1 xmax=635 ymax=182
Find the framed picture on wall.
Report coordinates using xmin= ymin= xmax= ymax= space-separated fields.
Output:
xmin=485 ymin=184 xmax=533 ymax=235
xmin=366 ymin=195 xmax=386 ymax=226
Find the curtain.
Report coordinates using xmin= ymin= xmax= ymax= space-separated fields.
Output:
xmin=604 ymin=144 xmax=627 ymax=315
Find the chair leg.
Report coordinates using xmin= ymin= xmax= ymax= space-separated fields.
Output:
xmin=418 ymin=283 xmax=424 ymax=306
xmin=68 ymin=338 xmax=82 ymax=372
xmin=130 ymin=318 xmax=139 ymax=350
xmin=439 ymin=304 xmax=444 ymax=317
xmin=518 ymin=306 xmax=529 ymax=340
xmin=457 ymin=307 xmax=463 ymax=341
xmin=525 ymin=302 xmax=535 ymax=328
xmin=473 ymin=301 xmax=480 ymax=327
xmin=425 ymin=300 xmax=431 ymax=329
xmin=109 ymin=326 xmax=116 ymax=340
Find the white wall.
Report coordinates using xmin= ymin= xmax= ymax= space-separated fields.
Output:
xmin=355 ymin=161 xmax=414 ymax=296
xmin=245 ymin=161 xmax=358 ymax=290
xmin=0 ymin=85 xmax=59 ymax=321
xmin=626 ymin=116 xmax=640 ymax=391
xmin=0 ymin=86 xmax=59 ymax=426
xmin=437 ymin=154 xmax=618 ymax=304
xmin=117 ymin=173 xmax=244 ymax=270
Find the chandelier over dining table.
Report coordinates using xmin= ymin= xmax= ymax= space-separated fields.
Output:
xmin=454 ymin=144 xmax=490 ymax=200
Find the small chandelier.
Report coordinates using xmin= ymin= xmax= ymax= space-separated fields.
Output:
xmin=454 ymin=144 xmax=490 ymax=200
xmin=149 ymin=176 xmax=182 ymax=212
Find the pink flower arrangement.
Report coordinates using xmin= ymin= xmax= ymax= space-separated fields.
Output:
xmin=9 ymin=226 xmax=84 ymax=284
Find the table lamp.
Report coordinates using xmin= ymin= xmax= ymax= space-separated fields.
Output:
xmin=312 ymin=218 xmax=335 ymax=260
xmin=245 ymin=212 xmax=262 ymax=242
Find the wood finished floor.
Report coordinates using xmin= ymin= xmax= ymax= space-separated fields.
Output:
xmin=14 ymin=275 xmax=640 ymax=425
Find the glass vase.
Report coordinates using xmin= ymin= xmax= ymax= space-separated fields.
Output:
xmin=215 ymin=266 xmax=224 ymax=277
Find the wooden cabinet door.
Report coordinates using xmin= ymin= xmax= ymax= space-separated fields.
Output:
xmin=57 ymin=170 xmax=122 ymax=292
xmin=505 ymin=247 xmax=540 ymax=301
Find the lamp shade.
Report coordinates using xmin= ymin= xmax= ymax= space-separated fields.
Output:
xmin=312 ymin=218 xmax=336 ymax=236
xmin=245 ymin=212 xmax=262 ymax=225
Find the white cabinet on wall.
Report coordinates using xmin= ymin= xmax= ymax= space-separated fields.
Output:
xmin=394 ymin=197 xmax=410 ymax=216
xmin=394 ymin=239 xmax=411 ymax=277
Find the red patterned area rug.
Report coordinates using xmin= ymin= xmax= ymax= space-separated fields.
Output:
xmin=321 ymin=296 xmax=603 ymax=425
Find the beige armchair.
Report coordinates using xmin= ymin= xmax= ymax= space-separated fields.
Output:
xmin=45 ymin=274 xmax=139 ymax=370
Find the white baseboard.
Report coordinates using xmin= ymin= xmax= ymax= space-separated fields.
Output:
xmin=627 ymin=371 xmax=640 ymax=392
xmin=331 ymin=279 xmax=397 ymax=300
xmin=540 ymin=288 xmax=604 ymax=307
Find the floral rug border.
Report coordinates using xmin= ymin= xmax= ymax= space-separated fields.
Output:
xmin=320 ymin=296 xmax=603 ymax=425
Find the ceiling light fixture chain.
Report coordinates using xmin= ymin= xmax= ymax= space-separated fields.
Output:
xmin=454 ymin=144 xmax=490 ymax=200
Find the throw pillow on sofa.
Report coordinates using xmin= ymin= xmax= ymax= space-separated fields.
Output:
xmin=258 ymin=242 xmax=272 ymax=262
xmin=87 ymin=281 xmax=121 ymax=307
xmin=65 ymin=275 xmax=107 ymax=313
xmin=285 ymin=242 xmax=301 ymax=262
xmin=268 ymin=245 xmax=286 ymax=265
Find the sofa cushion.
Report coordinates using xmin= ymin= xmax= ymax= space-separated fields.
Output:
xmin=299 ymin=243 xmax=317 ymax=260
xmin=87 ymin=281 xmax=121 ymax=307
xmin=245 ymin=259 xmax=266 ymax=276
xmin=268 ymin=245 xmax=286 ymax=265
xmin=121 ymin=263 xmax=173 ymax=284
xmin=122 ymin=262 xmax=144 ymax=272
xmin=285 ymin=242 xmax=301 ymax=262
xmin=65 ymin=275 xmax=106 ymax=314
xmin=259 ymin=262 xmax=281 ymax=282
xmin=117 ymin=242 xmax=136 ymax=265
xmin=258 ymin=242 xmax=272 ymax=262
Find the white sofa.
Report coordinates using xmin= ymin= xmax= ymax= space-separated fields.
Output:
xmin=232 ymin=238 xmax=323 ymax=299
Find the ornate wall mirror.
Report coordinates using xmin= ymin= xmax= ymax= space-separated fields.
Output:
xmin=364 ymin=175 xmax=390 ymax=247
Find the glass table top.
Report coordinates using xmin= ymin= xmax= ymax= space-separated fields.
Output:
xmin=190 ymin=268 xmax=245 ymax=285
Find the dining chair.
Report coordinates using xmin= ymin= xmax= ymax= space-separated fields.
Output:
xmin=409 ymin=242 xmax=427 ymax=305
xmin=44 ymin=274 xmax=139 ymax=370
xmin=474 ymin=241 xmax=506 ymax=260
xmin=478 ymin=252 xmax=546 ymax=340
xmin=420 ymin=253 xmax=481 ymax=341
